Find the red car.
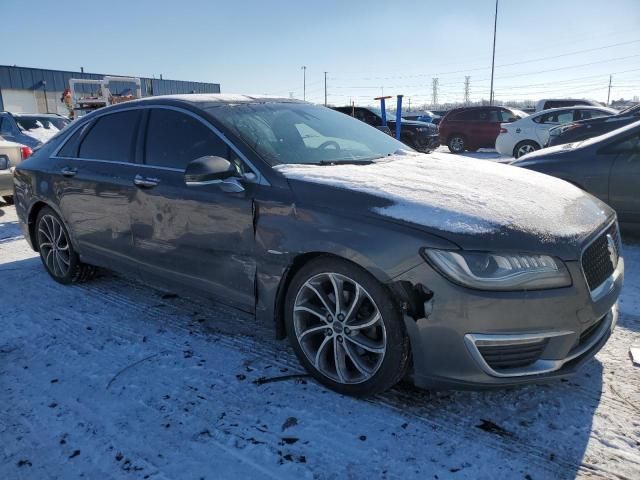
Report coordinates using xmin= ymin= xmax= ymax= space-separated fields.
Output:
xmin=438 ymin=106 xmax=527 ymax=153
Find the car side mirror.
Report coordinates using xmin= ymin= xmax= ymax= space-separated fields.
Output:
xmin=184 ymin=156 xmax=244 ymax=192
xmin=185 ymin=156 xmax=238 ymax=184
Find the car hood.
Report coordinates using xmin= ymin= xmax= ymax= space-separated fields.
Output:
xmin=513 ymin=142 xmax=580 ymax=162
xmin=276 ymin=152 xmax=613 ymax=259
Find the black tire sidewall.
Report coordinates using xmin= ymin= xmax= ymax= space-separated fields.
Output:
xmin=35 ymin=207 xmax=80 ymax=285
xmin=284 ymin=256 xmax=410 ymax=396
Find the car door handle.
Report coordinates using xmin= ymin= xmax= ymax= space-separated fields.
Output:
xmin=133 ymin=174 xmax=160 ymax=188
xmin=60 ymin=167 xmax=77 ymax=177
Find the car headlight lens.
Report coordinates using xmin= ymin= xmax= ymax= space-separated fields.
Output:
xmin=422 ymin=249 xmax=572 ymax=290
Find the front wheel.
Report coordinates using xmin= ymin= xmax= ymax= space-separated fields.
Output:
xmin=36 ymin=207 xmax=96 ymax=284
xmin=514 ymin=140 xmax=539 ymax=159
xmin=285 ymin=257 xmax=410 ymax=396
xmin=447 ymin=135 xmax=465 ymax=153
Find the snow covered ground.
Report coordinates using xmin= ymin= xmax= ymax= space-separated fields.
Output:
xmin=1 ymin=189 xmax=639 ymax=479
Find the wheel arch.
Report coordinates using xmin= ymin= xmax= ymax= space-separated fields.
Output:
xmin=27 ymin=200 xmax=51 ymax=251
xmin=270 ymin=251 xmax=431 ymax=340
xmin=27 ymin=200 xmax=78 ymax=253
xmin=272 ymin=252 xmax=356 ymax=339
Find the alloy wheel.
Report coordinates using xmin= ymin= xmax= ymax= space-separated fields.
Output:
xmin=450 ymin=136 xmax=464 ymax=152
xmin=293 ymin=272 xmax=387 ymax=384
xmin=38 ymin=214 xmax=71 ymax=278
xmin=516 ymin=143 xmax=536 ymax=158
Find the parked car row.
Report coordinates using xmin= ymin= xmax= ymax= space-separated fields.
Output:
xmin=496 ymin=105 xmax=616 ymax=158
xmin=437 ymin=106 xmax=528 ymax=153
xmin=332 ymin=106 xmax=439 ymax=152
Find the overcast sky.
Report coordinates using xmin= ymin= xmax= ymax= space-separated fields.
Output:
xmin=2 ymin=0 xmax=639 ymax=107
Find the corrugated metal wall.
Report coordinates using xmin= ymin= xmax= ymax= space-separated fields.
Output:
xmin=0 ymin=65 xmax=221 ymax=110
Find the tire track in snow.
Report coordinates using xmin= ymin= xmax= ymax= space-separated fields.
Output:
xmin=70 ymin=274 xmax=637 ymax=479
xmin=2 ymin=219 xmax=639 ymax=479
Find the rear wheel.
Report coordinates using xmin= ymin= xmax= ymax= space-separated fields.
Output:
xmin=513 ymin=140 xmax=539 ymax=159
xmin=1 ymin=195 xmax=13 ymax=205
xmin=447 ymin=135 xmax=465 ymax=153
xmin=36 ymin=207 xmax=96 ymax=284
xmin=285 ymin=257 xmax=410 ymax=396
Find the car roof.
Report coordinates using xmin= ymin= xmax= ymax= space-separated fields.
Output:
xmin=2 ymin=111 xmax=65 ymax=117
xmin=130 ymin=93 xmax=303 ymax=107
xmin=532 ymin=105 xmax=616 ymax=116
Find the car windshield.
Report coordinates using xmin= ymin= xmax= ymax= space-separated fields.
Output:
xmin=511 ymin=109 xmax=529 ymax=118
xmin=15 ymin=115 xmax=69 ymax=131
xmin=619 ymin=104 xmax=640 ymax=116
xmin=207 ymin=102 xmax=410 ymax=165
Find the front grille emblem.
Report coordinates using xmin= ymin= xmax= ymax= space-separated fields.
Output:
xmin=606 ymin=234 xmax=618 ymax=269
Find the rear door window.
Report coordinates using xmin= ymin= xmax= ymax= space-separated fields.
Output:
xmin=144 ymin=108 xmax=229 ymax=170
xmin=536 ymin=110 xmax=574 ymax=124
xmin=453 ymin=110 xmax=480 ymax=121
xmin=78 ymin=110 xmax=140 ymax=162
xmin=57 ymin=126 xmax=87 ymax=158
xmin=577 ymin=109 xmax=608 ymax=121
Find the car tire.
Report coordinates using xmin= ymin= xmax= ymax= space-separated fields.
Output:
xmin=1 ymin=195 xmax=13 ymax=205
xmin=447 ymin=135 xmax=465 ymax=153
xmin=35 ymin=206 xmax=96 ymax=285
xmin=513 ymin=140 xmax=539 ymax=159
xmin=284 ymin=256 xmax=410 ymax=396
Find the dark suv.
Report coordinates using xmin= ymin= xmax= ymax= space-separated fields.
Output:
xmin=548 ymin=104 xmax=640 ymax=147
xmin=333 ymin=106 xmax=439 ymax=152
xmin=438 ymin=106 xmax=527 ymax=153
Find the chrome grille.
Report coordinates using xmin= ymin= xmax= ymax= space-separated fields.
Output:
xmin=581 ymin=224 xmax=620 ymax=291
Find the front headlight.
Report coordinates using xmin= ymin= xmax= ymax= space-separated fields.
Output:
xmin=422 ymin=249 xmax=572 ymax=290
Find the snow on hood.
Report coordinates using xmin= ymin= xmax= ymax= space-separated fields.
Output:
xmin=275 ymin=152 xmax=609 ymax=239
xmin=21 ymin=121 xmax=60 ymax=144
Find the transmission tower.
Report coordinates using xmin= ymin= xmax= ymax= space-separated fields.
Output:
xmin=464 ymin=76 xmax=471 ymax=105
xmin=431 ymin=78 xmax=439 ymax=107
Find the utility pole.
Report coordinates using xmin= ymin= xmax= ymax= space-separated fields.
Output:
xmin=464 ymin=76 xmax=471 ymax=105
xmin=301 ymin=66 xmax=307 ymax=100
xmin=324 ymin=71 xmax=328 ymax=106
xmin=432 ymin=78 xmax=439 ymax=107
xmin=607 ymin=74 xmax=612 ymax=105
xmin=489 ymin=0 xmax=499 ymax=105
xmin=408 ymin=97 xmax=411 ymax=112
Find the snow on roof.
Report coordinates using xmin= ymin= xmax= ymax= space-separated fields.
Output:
xmin=275 ymin=151 xmax=609 ymax=238
xmin=20 ymin=121 xmax=60 ymax=144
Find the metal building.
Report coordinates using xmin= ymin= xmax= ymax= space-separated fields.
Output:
xmin=0 ymin=65 xmax=221 ymax=115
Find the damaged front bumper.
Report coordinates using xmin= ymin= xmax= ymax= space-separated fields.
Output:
xmin=391 ymin=257 xmax=623 ymax=390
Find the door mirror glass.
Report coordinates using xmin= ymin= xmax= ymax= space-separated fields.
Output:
xmin=184 ymin=156 xmax=238 ymax=185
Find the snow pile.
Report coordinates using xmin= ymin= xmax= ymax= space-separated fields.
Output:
xmin=21 ymin=120 xmax=60 ymax=144
xmin=276 ymin=152 xmax=609 ymax=238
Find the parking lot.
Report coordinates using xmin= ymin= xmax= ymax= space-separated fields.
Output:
xmin=1 ymin=179 xmax=639 ymax=479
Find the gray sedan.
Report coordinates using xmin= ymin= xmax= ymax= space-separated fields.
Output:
xmin=13 ymin=95 xmax=623 ymax=396
xmin=513 ymin=120 xmax=640 ymax=227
